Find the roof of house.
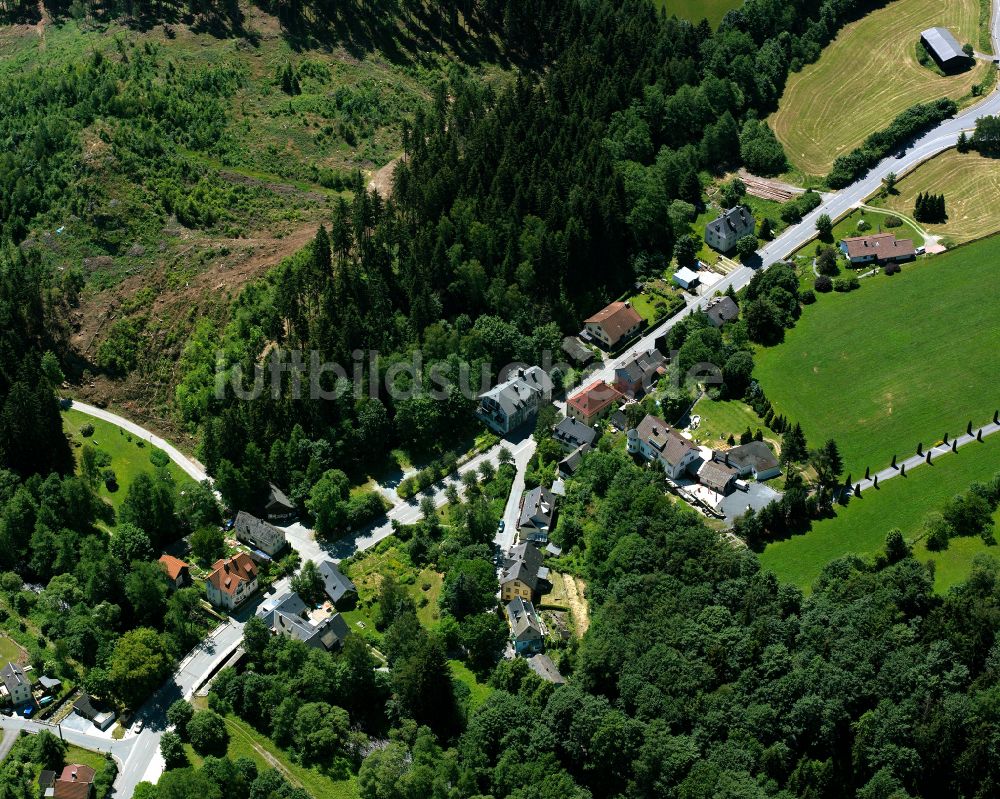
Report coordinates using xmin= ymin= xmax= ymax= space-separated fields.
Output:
xmin=673 ymin=266 xmax=701 ymax=284
xmin=609 ymin=409 xmax=628 ymax=431
xmin=705 ymin=296 xmax=740 ymax=326
xmin=506 ymin=597 xmax=543 ymax=642
xmin=234 ymin=511 xmax=286 ymax=550
xmin=706 ymin=206 xmax=755 ymax=238
xmin=519 ymin=486 xmax=556 ymax=532
xmin=258 ymin=591 xmax=350 ymax=649
xmin=584 ymin=301 xmax=643 ymax=342
xmin=208 ymin=553 xmax=258 ymax=596
xmin=718 ymin=441 xmax=780 ymax=474
xmin=616 ymin=348 xmax=666 ymax=386
xmin=921 ymin=26 xmax=965 ymax=62
xmin=38 ymin=675 xmax=62 ymax=690
xmin=73 ymin=694 xmax=98 ymax=719
xmin=266 ymin=483 xmax=295 ymax=512
xmin=841 ymin=233 xmax=916 ymax=260
xmin=635 ymin=414 xmax=695 ymax=467
xmin=158 ymin=554 xmax=190 ymax=581
xmin=698 ymin=460 xmax=739 ymax=493
xmin=318 ymin=560 xmax=357 ymax=603
xmin=561 ymin=336 xmax=594 ymax=364
xmin=53 ymin=765 xmax=96 ymax=799
xmin=559 ymin=444 xmax=590 ymax=475
xmin=553 ymin=417 xmax=598 ymax=449
xmin=567 ymin=381 xmax=624 ymax=419
xmin=502 ymin=542 xmax=545 ymax=591
xmin=38 ymin=770 xmax=56 ymax=789
xmin=479 ymin=366 xmax=553 ymax=417
xmin=1 ymin=661 xmax=28 ymax=697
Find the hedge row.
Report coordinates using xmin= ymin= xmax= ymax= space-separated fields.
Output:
xmin=826 ymin=99 xmax=957 ymax=188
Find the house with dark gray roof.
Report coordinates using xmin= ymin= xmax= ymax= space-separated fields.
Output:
xmin=257 ymin=591 xmax=350 ymax=650
xmin=614 ymin=347 xmax=667 ymax=398
xmin=506 ymin=597 xmax=544 ymax=655
xmin=561 ymin=336 xmax=595 ymax=365
xmin=705 ymin=206 xmax=756 ymax=253
xmin=234 ymin=511 xmax=287 ymax=556
xmin=501 ymin=542 xmax=550 ymax=603
xmin=517 ymin=486 xmax=556 ymax=544
xmin=705 ymin=296 xmax=740 ymax=327
xmin=477 ymin=366 xmax=554 ymax=435
xmin=1 ymin=662 xmax=32 ymax=708
xmin=265 ymin=483 xmax=297 ymax=522
xmin=921 ymin=27 xmax=967 ymax=69
xmin=558 ymin=444 xmax=590 ymax=478
xmin=715 ymin=441 xmax=781 ymax=481
xmin=318 ymin=560 xmax=357 ymax=608
xmin=553 ymin=417 xmax=598 ymax=453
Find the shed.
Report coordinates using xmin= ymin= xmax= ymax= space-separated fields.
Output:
xmin=673 ymin=267 xmax=701 ymax=289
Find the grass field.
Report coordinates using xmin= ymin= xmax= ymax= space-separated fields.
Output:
xmin=62 ymin=745 xmax=109 ymax=774
xmin=878 ymin=149 xmax=1000 ymax=244
xmin=690 ymin=396 xmax=779 ymax=449
xmin=759 ymin=432 xmax=1000 ymax=593
xmin=449 ymin=659 xmax=493 ymax=710
xmin=62 ymin=408 xmax=196 ymax=512
xmin=754 ymin=234 xmax=1000 ymax=478
xmin=654 ymin=0 xmax=742 ymax=25
xmin=0 ymin=633 xmax=26 ymax=664
xmin=183 ymin=712 xmax=358 ymax=799
xmin=769 ymin=0 xmax=988 ymax=177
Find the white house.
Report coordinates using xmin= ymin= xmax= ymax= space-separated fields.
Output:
xmin=628 ymin=414 xmax=699 ymax=479
xmin=477 ymin=366 xmax=553 ymax=435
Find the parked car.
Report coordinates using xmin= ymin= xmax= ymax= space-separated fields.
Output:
xmin=497 ymin=519 xmax=505 ymax=532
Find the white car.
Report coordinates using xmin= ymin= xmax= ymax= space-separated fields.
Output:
xmin=132 ymin=719 xmax=143 ymax=733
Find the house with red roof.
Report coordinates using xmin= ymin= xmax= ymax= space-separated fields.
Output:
xmin=158 ymin=555 xmax=191 ymax=588
xmin=566 ymin=381 xmax=624 ymax=427
xmin=205 ymin=553 xmax=258 ymax=611
xmin=53 ymin=764 xmax=96 ymax=799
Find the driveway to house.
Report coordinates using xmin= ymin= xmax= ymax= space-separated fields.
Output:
xmin=285 ymin=431 xmax=537 ymax=563
xmin=65 ymin=401 xmax=209 ymax=484
xmin=0 ymin=713 xmax=134 ymax=767
xmin=852 ymin=418 xmax=1000 ymax=495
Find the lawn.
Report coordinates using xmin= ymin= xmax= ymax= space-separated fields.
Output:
xmin=689 ymin=396 xmax=779 ymax=450
xmin=449 ymin=659 xmax=493 ymax=711
xmin=759 ymin=432 xmax=1000 ymax=593
xmin=768 ymin=0 xmax=988 ymax=177
xmin=653 ymin=0 xmax=743 ymax=26
xmin=876 ymin=149 xmax=1000 ymax=244
xmin=62 ymin=745 xmax=109 ymax=774
xmin=184 ymin=713 xmax=358 ymax=799
xmin=0 ymin=633 xmax=27 ymax=664
xmin=753 ymin=234 xmax=1000 ymax=478
xmin=62 ymin=408 xmax=196 ymax=511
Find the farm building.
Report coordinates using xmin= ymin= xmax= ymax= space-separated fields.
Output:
xmin=920 ymin=27 xmax=967 ymax=70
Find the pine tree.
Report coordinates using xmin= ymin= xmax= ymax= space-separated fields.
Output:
xmin=957 ymin=131 xmax=970 ymax=153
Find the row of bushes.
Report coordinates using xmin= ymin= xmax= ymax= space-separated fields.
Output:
xmin=779 ymin=189 xmax=822 ymax=224
xmin=397 ymin=451 xmax=462 ymax=499
xmin=827 ymin=99 xmax=958 ymax=188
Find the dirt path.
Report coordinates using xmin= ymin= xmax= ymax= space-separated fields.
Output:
xmin=562 ymin=574 xmax=590 ymax=637
xmin=225 ymin=717 xmax=304 ymax=789
xmin=368 ymin=156 xmax=402 ymax=200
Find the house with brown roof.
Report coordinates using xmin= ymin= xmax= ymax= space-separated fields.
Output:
xmin=715 ymin=441 xmax=781 ymax=481
xmin=839 ymin=233 xmax=916 ymax=265
xmin=206 ymin=553 xmax=258 ymax=611
xmin=566 ymin=381 xmax=624 ymax=427
xmin=627 ymin=414 xmax=699 ymax=479
xmin=583 ymin=301 xmax=643 ymax=349
xmin=158 ymin=555 xmax=191 ymax=588
xmin=53 ymin=764 xmax=96 ymax=799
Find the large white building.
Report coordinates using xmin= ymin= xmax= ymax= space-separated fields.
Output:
xmin=477 ymin=366 xmax=553 ymax=435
